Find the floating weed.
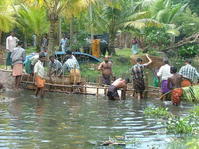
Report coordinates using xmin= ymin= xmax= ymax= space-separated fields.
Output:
xmin=167 ymin=116 xmax=194 ymax=134
xmin=190 ymin=106 xmax=199 ymax=117
xmin=144 ymin=107 xmax=171 ymax=118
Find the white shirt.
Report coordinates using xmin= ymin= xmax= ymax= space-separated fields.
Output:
xmin=157 ymin=64 xmax=173 ymax=80
xmin=6 ymin=35 xmax=19 ymax=52
xmin=34 ymin=60 xmax=45 ymax=78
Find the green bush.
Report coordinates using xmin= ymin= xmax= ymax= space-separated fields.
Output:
xmin=178 ymin=44 xmax=199 ymax=58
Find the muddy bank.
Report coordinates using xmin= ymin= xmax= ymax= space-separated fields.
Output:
xmin=0 ymin=69 xmax=14 ymax=89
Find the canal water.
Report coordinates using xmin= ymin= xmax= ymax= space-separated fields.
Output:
xmin=0 ymin=90 xmax=196 ymax=149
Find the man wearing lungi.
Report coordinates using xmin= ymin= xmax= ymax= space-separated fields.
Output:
xmin=34 ymin=52 xmax=46 ymax=98
xmin=131 ymin=54 xmax=152 ymax=100
xmin=157 ymin=59 xmax=173 ymax=98
xmin=98 ymin=56 xmax=113 ymax=85
xmin=6 ymin=32 xmax=19 ymax=69
xmin=168 ymin=66 xmax=183 ymax=106
xmin=107 ymin=78 xmax=129 ymax=100
xmin=10 ymin=41 xmax=26 ymax=89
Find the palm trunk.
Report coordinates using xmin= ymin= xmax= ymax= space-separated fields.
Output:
xmin=0 ymin=31 xmax=2 ymax=49
xmin=69 ymin=18 xmax=73 ymax=48
xmin=36 ymin=35 xmax=41 ymax=52
xmin=48 ymin=19 xmax=58 ymax=56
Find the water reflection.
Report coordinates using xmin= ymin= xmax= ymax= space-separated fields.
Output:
xmin=0 ymin=90 xmax=196 ymax=149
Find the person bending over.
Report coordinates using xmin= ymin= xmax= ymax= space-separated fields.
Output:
xmin=107 ymin=78 xmax=129 ymax=100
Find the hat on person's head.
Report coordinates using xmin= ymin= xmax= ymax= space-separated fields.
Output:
xmin=66 ymin=50 xmax=72 ymax=55
xmin=136 ymin=58 xmax=143 ymax=63
xmin=39 ymin=52 xmax=46 ymax=58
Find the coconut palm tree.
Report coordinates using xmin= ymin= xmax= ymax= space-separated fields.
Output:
xmin=16 ymin=5 xmax=50 ymax=49
xmin=0 ymin=0 xmax=15 ymax=46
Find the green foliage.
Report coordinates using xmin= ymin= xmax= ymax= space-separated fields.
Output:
xmin=16 ymin=5 xmax=49 ymax=36
xmin=144 ymin=26 xmax=171 ymax=48
xmin=144 ymin=107 xmax=171 ymax=118
xmin=167 ymin=116 xmax=194 ymax=134
xmin=190 ymin=106 xmax=199 ymax=117
xmin=0 ymin=0 xmax=15 ymax=32
xmin=178 ymin=44 xmax=199 ymax=58
xmin=70 ymin=31 xmax=89 ymax=51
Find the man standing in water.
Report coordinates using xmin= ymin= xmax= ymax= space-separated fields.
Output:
xmin=34 ymin=52 xmax=46 ymax=98
xmin=179 ymin=59 xmax=199 ymax=87
xmin=10 ymin=41 xmax=26 ymax=89
xmin=107 ymin=78 xmax=129 ymax=100
xmin=98 ymin=56 xmax=113 ymax=85
xmin=168 ymin=66 xmax=183 ymax=106
xmin=157 ymin=59 xmax=173 ymax=98
xmin=6 ymin=32 xmax=19 ymax=69
xmin=131 ymin=54 xmax=152 ymax=100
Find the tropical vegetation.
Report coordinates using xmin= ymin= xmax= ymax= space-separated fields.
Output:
xmin=0 ymin=0 xmax=197 ymax=56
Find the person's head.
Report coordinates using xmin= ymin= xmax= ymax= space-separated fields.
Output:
xmin=136 ymin=58 xmax=143 ymax=64
xmin=49 ymin=55 xmax=55 ymax=62
xmin=185 ymin=59 xmax=192 ymax=64
xmin=163 ymin=59 xmax=169 ymax=65
xmin=39 ymin=52 xmax=46 ymax=62
xmin=65 ymin=50 xmax=72 ymax=60
xmin=124 ymin=78 xmax=130 ymax=84
xmin=104 ymin=56 xmax=109 ymax=63
xmin=170 ymin=66 xmax=177 ymax=74
xmin=10 ymin=32 xmax=15 ymax=36
xmin=17 ymin=41 xmax=23 ymax=47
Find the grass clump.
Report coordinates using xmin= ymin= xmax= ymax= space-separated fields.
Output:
xmin=144 ymin=107 xmax=171 ymax=118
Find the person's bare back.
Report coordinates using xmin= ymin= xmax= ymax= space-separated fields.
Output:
xmin=168 ymin=66 xmax=182 ymax=89
xmin=168 ymin=74 xmax=182 ymax=89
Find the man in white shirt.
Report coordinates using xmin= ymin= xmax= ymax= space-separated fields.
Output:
xmin=34 ymin=52 xmax=46 ymax=97
xmin=6 ymin=32 xmax=19 ymax=68
xmin=157 ymin=59 xmax=173 ymax=94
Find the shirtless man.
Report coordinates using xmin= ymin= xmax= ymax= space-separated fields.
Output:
xmin=167 ymin=66 xmax=183 ymax=106
xmin=107 ymin=78 xmax=129 ymax=100
xmin=98 ymin=56 xmax=113 ymax=85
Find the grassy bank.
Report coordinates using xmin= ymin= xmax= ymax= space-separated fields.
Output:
xmin=80 ymin=48 xmax=132 ymax=82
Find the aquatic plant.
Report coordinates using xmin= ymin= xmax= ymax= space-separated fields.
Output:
xmin=166 ymin=117 xmax=194 ymax=134
xmin=182 ymin=86 xmax=199 ymax=103
xmin=144 ymin=107 xmax=171 ymax=118
xmin=190 ymin=106 xmax=199 ymax=117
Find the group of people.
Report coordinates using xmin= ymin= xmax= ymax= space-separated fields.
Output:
xmin=5 ymin=32 xmax=199 ymax=104
xmin=157 ymin=59 xmax=199 ymax=105
xmin=5 ymin=32 xmax=80 ymax=98
xmin=98 ymin=54 xmax=152 ymax=101
xmin=100 ymin=54 xmax=199 ymax=106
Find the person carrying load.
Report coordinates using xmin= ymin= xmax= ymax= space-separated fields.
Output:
xmin=62 ymin=51 xmax=81 ymax=84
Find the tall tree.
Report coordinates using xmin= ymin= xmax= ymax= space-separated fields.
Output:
xmin=0 ymin=0 xmax=15 ymax=46
xmin=16 ymin=5 xmax=49 ymax=49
